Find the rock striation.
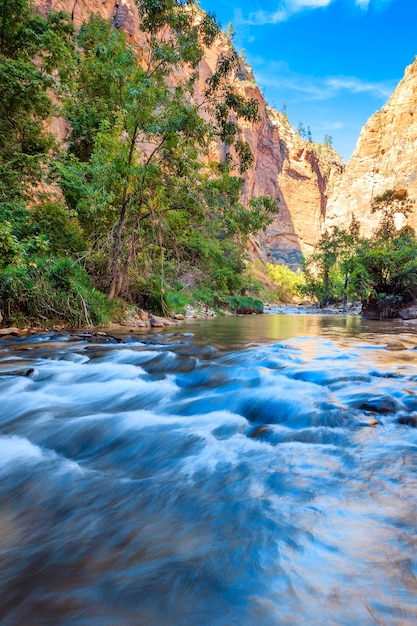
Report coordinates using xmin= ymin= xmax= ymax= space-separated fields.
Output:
xmin=325 ymin=57 xmax=417 ymax=235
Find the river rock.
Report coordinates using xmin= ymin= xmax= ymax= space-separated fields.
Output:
xmin=150 ymin=315 xmax=172 ymax=327
xmin=398 ymin=301 xmax=417 ymax=320
xmin=174 ymin=314 xmax=185 ymax=321
xmin=385 ymin=340 xmax=407 ymax=351
xmin=398 ymin=416 xmax=417 ymax=427
xmin=73 ymin=331 xmax=122 ymax=344
xmin=1 ymin=368 xmax=35 ymax=377
xmin=360 ymin=395 xmax=407 ymax=414
xmin=0 ymin=327 xmax=21 ymax=336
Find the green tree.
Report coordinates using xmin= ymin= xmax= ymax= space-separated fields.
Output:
xmin=303 ymin=190 xmax=417 ymax=319
xmin=302 ymin=216 xmax=360 ymax=307
xmin=297 ymin=122 xmax=306 ymax=139
xmin=225 ymin=22 xmax=235 ymax=40
xmin=370 ymin=188 xmax=413 ymax=239
xmin=0 ymin=0 xmax=74 ymax=226
xmin=351 ymin=190 xmax=417 ymax=318
xmin=59 ymin=9 xmax=273 ymax=303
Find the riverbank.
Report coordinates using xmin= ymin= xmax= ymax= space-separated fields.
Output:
xmin=3 ymin=298 xmax=417 ymax=339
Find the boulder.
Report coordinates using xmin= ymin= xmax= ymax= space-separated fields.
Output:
xmin=398 ymin=301 xmax=417 ymax=320
xmin=150 ymin=315 xmax=172 ymax=327
xmin=0 ymin=327 xmax=21 ymax=336
xmin=360 ymin=395 xmax=407 ymax=414
xmin=385 ymin=340 xmax=407 ymax=350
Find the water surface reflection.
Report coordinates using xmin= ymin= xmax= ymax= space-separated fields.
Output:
xmin=0 ymin=314 xmax=417 ymax=625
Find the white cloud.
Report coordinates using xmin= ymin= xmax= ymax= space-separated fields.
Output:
xmin=356 ymin=0 xmax=395 ymax=11
xmin=244 ymin=0 xmax=332 ymax=26
xmin=355 ymin=0 xmax=370 ymax=8
xmin=325 ymin=76 xmax=394 ymax=98
xmin=251 ymin=61 xmax=396 ymax=101
xmin=239 ymin=0 xmax=394 ymax=25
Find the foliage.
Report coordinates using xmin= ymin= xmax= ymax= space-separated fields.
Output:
xmin=0 ymin=222 xmax=24 ymax=269
xmin=303 ymin=191 xmax=417 ymax=317
xmin=302 ymin=221 xmax=358 ymax=307
xmin=59 ymin=12 xmax=276 ymax=302
xmin=297 ymin=122 xmax=305 ymax=139
xmin=0 ymin=1 xmax=279 ymax=326
xmin=265 ymin=263 xmax=305 ymax=301
xmin=26 ymin=202 xmax=86 ymax=255
xmin=0 ymin=257 xmax=115 ymax=327
xmin=351 ymin=228 xmax=417 ymax=309
xmin=0 ymin=0 xmax=74 ymax=210
xmin=225 ymin=295 xmax=263 ymax=314
xmin=370 ymin=188 xmax=414 ymax=239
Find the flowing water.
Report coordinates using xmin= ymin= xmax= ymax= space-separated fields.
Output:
xmin=1 ymin=314 xmax=417 ymax=625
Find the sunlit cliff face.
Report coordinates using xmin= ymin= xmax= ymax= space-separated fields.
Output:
xmin=38 ymin=3 xmax=417 ymax=262
xmin=324 ymin=57 xmax=417 ymax=236
xmin=35 ymin=0 xmax=347 ymax=267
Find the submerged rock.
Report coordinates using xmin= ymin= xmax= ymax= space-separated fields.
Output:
xmin=398 ymin=416 xmax=417 ymax=427
xmin=72 ymin=332 xmax=122 ymax=344
xmin=0 ymin=368 xmax=35 ymax=377
xmin=360 ymin=395 xmax=407 ymax=414
xmin=385 ymin=340 xmax=407 ymax=351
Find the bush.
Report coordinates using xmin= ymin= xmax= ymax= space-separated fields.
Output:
xmin=28 ymin=202 xmax=86 ymax=254
xmin=225 ymin=295 xmax=263 ymax=314
xmin=265 ymin=262 xmax=305 ymax=301
xmin=0 ymin=257 xmax=114 ymax=327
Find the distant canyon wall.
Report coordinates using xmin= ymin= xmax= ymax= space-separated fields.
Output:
xmin=324 ymin=57 xmax=417 ymax=236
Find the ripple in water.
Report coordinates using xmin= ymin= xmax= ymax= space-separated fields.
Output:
xmin=0 ymin=315 xmax=417 ymax=625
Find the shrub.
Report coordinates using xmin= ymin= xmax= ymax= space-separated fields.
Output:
xmin=0 ymin=257 xmax=114 ymax=327
xmin=265 ymin=262 xmax=305 ymax=301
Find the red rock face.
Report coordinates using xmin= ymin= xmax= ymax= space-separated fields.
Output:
xmin=35 ymin=0 xmax=344 ymax=265
xmin=197 ymin=44 xmax=344 ymax=266
xmin=35 ymin=0 xmax=139 ymax=34
xmin=325 ymin=57 xmax=417 ymax=236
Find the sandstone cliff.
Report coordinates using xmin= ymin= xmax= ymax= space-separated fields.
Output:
xmin=325 ymin=57 xmax=417 ymax=235
xmin=249 ymin=106 xmax=343 ymax=267
xmin=36 ymin=0 xmax=139 ymax=34
xmin=36 ymin=0 xmax=345 ymax=268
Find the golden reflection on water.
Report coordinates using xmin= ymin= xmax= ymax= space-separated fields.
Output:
xmin=182 ymin=314 xmax=417 ymax=367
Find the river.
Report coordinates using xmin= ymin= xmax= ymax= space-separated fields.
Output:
xmin=1 ymin=313 xmax=417 ymax=625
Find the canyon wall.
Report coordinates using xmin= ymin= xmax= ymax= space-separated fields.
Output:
xmin=36 ymin=0 xmax=139 ymax=34
xmin=35 ymin=0 xmax=344 ymax=268
xmin=34 ymin=2 xmax=417 ymax=265
xmin=325 ymin=57 xmax=417 ymax=235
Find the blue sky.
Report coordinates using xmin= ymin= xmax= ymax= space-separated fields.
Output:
xmin=199 ymin=0 xmax=417 ymax=161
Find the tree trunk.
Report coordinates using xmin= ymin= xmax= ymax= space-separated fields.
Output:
xmin=108 ymin=222 xmax=139 ymax=300
xmin=108 ymin=127 xmax=138 ymax=299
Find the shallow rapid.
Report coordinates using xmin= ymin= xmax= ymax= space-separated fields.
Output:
xmin=1 ymin=314 xmax=417 ymax=625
